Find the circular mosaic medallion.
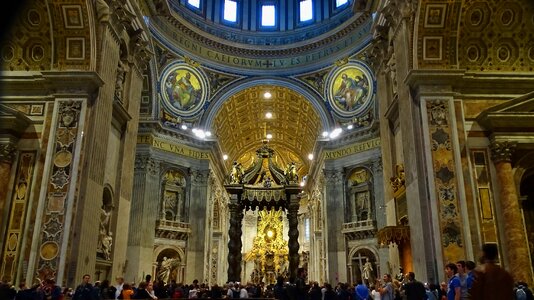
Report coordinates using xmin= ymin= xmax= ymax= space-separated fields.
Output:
xmin=54 ymin=149 xmax=72 ymax=168
xmin=40 ymin=241 xmax=59 ymax=260
xmin=158 ymin=63 xmax=208 ymax=118
xmin=326 ymin=62 xmax=375 ymax=118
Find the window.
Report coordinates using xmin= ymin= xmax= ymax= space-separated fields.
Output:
xmin=300 ymin=0 xmax=313 ymax=22
xmin=187 ymin=0 xmax=201 ymax=9
xmin=223 ymin=0 xmax=237 ymax=22
xmin=261 ymin=4 xmax=276 ymax=26
xmin=304 ymin=218 xmax=310 ymax=242
xmin=336 ymin=0 xmax=348 ymax=8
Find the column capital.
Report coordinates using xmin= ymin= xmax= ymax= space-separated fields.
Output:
xmin=324 ymin=169 xmax=344 ymax=185
xmin=489 ymin=140 xmax=516 ymax=163
xmin=0 ymin=142 xmax=17 ymax=163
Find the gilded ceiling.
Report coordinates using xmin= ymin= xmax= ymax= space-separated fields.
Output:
xmin=213 ymin=85 xmax=322 ymax=176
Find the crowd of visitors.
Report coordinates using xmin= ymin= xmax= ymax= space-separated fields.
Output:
xmin=0 ymin=245 xmax=531 ymax=300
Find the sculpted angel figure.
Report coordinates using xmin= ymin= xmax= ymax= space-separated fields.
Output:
xmin=284 ymin=162 xmax=298 ymax=183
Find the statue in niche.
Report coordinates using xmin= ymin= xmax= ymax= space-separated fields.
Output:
xmin=362 ymin=258 xmax=373 ymax=282
xmin=98 ymin=200 xmax=113 ymax=260
xmin=115 ymin=60 xmax=127 ymax=102
xmin=356 ymin=192 xmax=370 ymax=221
xmin=157 ymin=256 xmax=179 ymax=284
xmin=163 ymin=190 xmax=178 ymax=220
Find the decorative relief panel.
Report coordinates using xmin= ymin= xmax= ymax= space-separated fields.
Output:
xmin=36 ymin=100 xmax=85 ymax=279
xmin=416 ymin=1 xmax=462 ymax=69
xmin=425 ymin=99 xmax=466 ymax=263
xmin=0 ymin=152 xmax=36 ymax=282
xmin=458 ymin=0 xmax=534 ymax=71
xmin=51 ymin=0 xmax=91 ymax=70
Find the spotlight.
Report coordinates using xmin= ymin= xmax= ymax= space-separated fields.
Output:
xmin=265 ymin=112 xmax=273 ymax=119
xmin=181 ymin=124 xmax=188 ymax=130
xmin=223 ymin=154 xmax=228 ymax=160
xmin=266 ymin=134 xmax=273 ymax=139
xmin=264 ymin=92 xmax=272 ymax=99
xmin=308 ymin=154 xmax=314 ymax=160
xmin=329 ymin=128 xmax=342 ymax=138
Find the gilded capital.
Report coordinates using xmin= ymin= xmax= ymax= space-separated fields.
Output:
xmin=0 ymin=143 xmax=17 ymax=163
xmin=489 ymin=140 xmax=516 ymax=163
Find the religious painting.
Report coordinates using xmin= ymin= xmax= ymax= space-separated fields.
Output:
xmin=159 ymin=63 xmax=207 ymax=118
xmin=326 ymin=62 xmax=375 ymax=118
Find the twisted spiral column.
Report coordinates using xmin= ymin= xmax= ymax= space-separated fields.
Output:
xmin=227 ymin=200 xmax=244 ymax=282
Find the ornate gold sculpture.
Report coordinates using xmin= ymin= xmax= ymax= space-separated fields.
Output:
xmin=245 ymin=209 xmax=289 ymax=284
xmin=389 ymin=164 xmax=405 ymax=197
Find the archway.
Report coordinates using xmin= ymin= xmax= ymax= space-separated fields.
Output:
xmin=349 ymin=247 xmax=378 ymax=285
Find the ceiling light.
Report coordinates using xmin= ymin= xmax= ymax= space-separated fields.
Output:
xmin=322 ymin=131 xmax=329 ymax=137
xmin=181 ymin=124 xmax=188 ymax=130
xmin=205 ymin=131 xmax=212 ymax=137
xmin=329 ymin=128 xmax=342 ymax=139
xmin=300 ymin=181 xmax=305 ymax=187
xmin=308 ymin=154 xmax=314 ymax=160
xmin=265 ymin=112 xmax=273 ymax=119
xmin=264 ymin=92 xmax=272 ymax=99
xmin=194 ymin=129 xmax=206 ymax=139
xmin=266 ymin=133 xmax=273 ymax=139
xmin=223 ymin=154 xmax=228 ymax=160
xmin=347 ymin=124 xmax=353 ymax=130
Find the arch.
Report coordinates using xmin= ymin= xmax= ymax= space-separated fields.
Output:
xmin=201 ymin=77 xmax=334 ymax=131
xmin=348 ymin=245 xmax=380 ymax=284
xmin=102 ymin=184 xmax=114 ymax=205
xmin=348 ymin=245 xmax=379 ymax=262
xmin=153 ymin=245 xmax=185 ymax=263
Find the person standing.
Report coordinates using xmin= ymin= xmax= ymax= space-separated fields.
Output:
xmin=354 ymin=280 xmax=369 ymax=300
xmin=445 ymin=263 xmax=460 ymax=300
xmin=115 ymin=277 xmax=124 ymax=299
xmin=73 ymin=274 xmax=94 ymax=300
xmin=379 ymin=274 xmax=394 ymax=300
xmin=295 ymin=268 xmax=307 ymax=300
xmin=470 ymin=244 xmax=514 ymax=300
xmin=402 ymin=272 xmax=426 ymax=300
xmin=455 ymin=261 xmax=469 ymax=300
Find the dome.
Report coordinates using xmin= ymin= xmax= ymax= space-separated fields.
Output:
xmin=145 ymin=0 xmax=374 ymax=74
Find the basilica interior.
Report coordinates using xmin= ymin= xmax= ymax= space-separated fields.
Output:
xmin=1 ymin=0 xmax=534 ymax=289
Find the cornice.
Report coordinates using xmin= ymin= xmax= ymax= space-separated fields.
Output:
xmin=0 ymin=71 xmax=104 ymax=97
xmin=153 ymin=11 xmax=372 ymax=58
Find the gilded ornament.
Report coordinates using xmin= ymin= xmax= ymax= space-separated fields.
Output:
xmin=7 ymin=233 xmax=18 ymax=251
xmin=53 ymin=149 xmax=72 ymax=168
xmin=40 ymin=241 xmax=59 ymax=260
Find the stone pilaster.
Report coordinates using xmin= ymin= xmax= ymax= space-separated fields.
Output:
xmin=227 ymin=199 xmax=243 ymax=282
xmin=125 ymin=155 xmax=160 ymax=282
xmin=324 ymin=169 xmax=345 ymax=282
xmin=490 ymin=140 xmax=533 ymax=286
xmin=185 ymin=169 xmax=209 ymax=283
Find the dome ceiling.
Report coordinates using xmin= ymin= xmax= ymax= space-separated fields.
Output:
xmin=143 ymin=0 xmax=374 ymax=75
xmin=213 ymin=85 xmax=322 ymax=176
